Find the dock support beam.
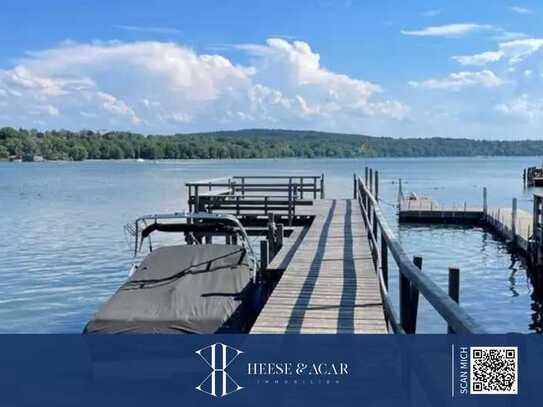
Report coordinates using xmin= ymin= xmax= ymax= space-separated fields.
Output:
xmin=448 ymin=268 xmax=460 ymax=333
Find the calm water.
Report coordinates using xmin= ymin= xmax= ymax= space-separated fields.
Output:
xmin=1 ymin=157 xmax=542 ymax=333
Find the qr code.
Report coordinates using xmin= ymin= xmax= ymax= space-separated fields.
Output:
xmin=470 ymin=347 xmax=517 ymax=394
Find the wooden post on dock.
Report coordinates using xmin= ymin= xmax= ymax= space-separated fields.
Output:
xmin=409 ymin=256 xmax=423 ymax=334
xmin=277 ymin=223 xmax=284 ymax=250
xmin=268 ymin=212 xmax=276 ymax=255
xmin=512 ymin=198 xmax=518 ymax=247
xmin=260 ymin=240 xmax=269 ymax=277
xmin=381 ymin=234 xmax=388 ymax=289
xmin=374 ymin=171 xmax=379 ymax=201
xmin=365 ymin=167 xmax=369 ymax=185
xmin=353 ymin=173 xmax=357 ymax=199
xmin=369 ymin=169 xmax=373 ymax=194
xmin=320 ymin=173 xmax=325 ymax=199
xmin=448 ymin=268 xmax=460 ymax=333
xmin=398 ymin=179 xmax=403 ymax=209
xmin=399 ymin=266 xmax=411 ymax=333
xmin=399 ymin=256 xmax=425 ymax=334
xmin=483 ymin=187 xmax=488 ymax=217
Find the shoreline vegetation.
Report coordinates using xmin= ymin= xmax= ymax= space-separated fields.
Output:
xmin=1 ymin=127 xmax=543 ymax=161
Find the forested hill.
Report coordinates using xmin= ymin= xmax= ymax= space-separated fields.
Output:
xmin=1 ymin=127 xmax=543 ymax=161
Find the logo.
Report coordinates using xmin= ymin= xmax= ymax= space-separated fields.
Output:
xmin=195 ymin=343 xmax=244 ymax=397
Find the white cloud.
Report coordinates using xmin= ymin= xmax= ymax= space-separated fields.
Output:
xmin=409 ymin=70 xmax=506 ymax=91
xmin=451 ymin=38 xmax=543 ymax=67
xmin=500 ymin=38 xmax=543 ymax=64
xmin=452 ymin=51 xmax=504 ymax=66
xmin=510 ymin=6 xmax=532 ymax=14
xmin=0 ymin=39 xmax=408 ymax=131
xmin=496 ymin=94 xmax=543 ymax=120
xmin=401 ymin=23 xmax=494 ymax=37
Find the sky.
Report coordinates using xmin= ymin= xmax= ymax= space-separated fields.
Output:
xmin=1 ymin=0 xmax=543 ymax=139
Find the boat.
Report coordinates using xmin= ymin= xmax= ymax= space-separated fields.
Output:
xmin=135 ymin=158 xmax=145 ymax=163
xmin=83 ymin=212 xmax=265 ymax=334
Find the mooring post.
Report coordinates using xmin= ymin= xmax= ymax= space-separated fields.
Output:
xmin=320 ymin=173 xmax=325 ymax=199
xmin=381 ymin=234 xmax=388 ymax=289
xmin=260 ymin=239 xmax=269 ymax=275
xmin=398 ymin=178 xmax=403 ymax=209
xmin=523 ymin=168 xmax=526 ymax=187
xmin=288 ymin=182 xmax=293 ymax=226
xmin=268 ymin=212 xmax=276 ymax=255
xmin=512 ymin=198 xmax=518 ymax=246
xmin=365 ymin=167 xmax=369 ymax=185
xmin=369 ymin=169 xmax=373 ymax=194
xmin=448 ymin=267 xmax=460 ymax=333
xmin=483 ymin=187 xmax=488 ymax=217
xmin=353 ymin=173 xmax=357 ymax=199
xmin=409 ymin=256 xmax=423 ymax=334
xmin=260 ymin=239 xmax=270 ymax=271
xmin=277 ymin=223 xmax=284 ymax=250
xmin=399 ymin=266 xmax=411 ymax=334
xmin=375 ymin=171 xmax=379 ymax=202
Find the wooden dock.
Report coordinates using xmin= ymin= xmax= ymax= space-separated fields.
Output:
xmin=185 ymin=172 xmax=485 ymax=334
xmin=251 ymin=199 xmax=387 ymax=334
xmin=399 ymin=194 xmax=536 ymax=263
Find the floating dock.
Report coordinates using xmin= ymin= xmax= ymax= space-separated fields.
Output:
xmin=186 ymin=172 xmax=485 ymax=334
xmin=398 ymin=191 xmax=543 ymax=268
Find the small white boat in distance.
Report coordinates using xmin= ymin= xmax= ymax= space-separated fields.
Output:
xmin=135 ymin=158 xmax=145 ymax=163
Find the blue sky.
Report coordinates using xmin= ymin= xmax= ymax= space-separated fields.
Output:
xmin=1 ymin=0 xmax=543 ymax=139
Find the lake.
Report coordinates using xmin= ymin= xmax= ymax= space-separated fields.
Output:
xmin=1 ymin=157 xmax=542 ymax=333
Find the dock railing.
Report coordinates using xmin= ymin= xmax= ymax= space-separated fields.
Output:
xmin=355 ymin=170 xmax=485 ymax=334
xmin=186 ymin=174 xmax=324 ymax=225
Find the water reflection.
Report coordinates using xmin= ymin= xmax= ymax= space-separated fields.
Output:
xmin=396 ymin=223 xmax=542 ymax=333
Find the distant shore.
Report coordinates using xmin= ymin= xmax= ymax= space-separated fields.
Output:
xmin=3 ymin=127 xmax=543 ymax=162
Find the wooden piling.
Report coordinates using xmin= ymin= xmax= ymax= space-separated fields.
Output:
xmin=277 ymin=223 xmax=284 ymax=249
xmin=260 ymin=239 xmax=269 ymax=276
xmin=512 ymin=198 xmax=517 ymax=247
xmin=448 ymin=267 xmax=460 ymax=333
xmin=353 ymin=173 xmax=357 ymax=199
xmin=409 ymin=256 xmax=423 ymax=334
xmin=483 ymin=187 xmax=488 ymax=217
xmin=374 ymin=171 xmax=379 ymax=201
xmin=320 ymin=173 xmax=325 ymax=199
xmin=381 ymin=234 xmax=388 ymax=289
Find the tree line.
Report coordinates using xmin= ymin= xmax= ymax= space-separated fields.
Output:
xmin=1 ymin=127 xmax=543 ymax=161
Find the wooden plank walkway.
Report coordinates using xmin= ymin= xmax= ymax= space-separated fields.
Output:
xmin=251 ymin=199 xmax=388 ymax=334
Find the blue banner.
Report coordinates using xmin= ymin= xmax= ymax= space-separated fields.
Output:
xmin=0 ymin=335 xmax=536 ymax=406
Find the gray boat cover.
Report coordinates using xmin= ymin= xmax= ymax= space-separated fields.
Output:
xmin=84 ymin=244 xmax=253 ymax=334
